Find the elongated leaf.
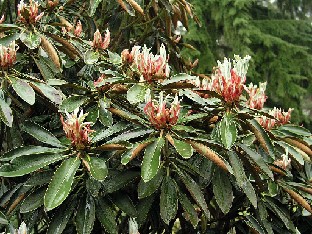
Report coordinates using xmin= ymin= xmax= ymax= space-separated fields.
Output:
xmin=25 ymin=170 xmax=54 ymax=186
xmin=0 ymin=153 xmax=67 ymax=177
xmin=47 ymin=198 xmax=77 ymax=234
xmin=31 ymin=82 xmax=63 ymax=104
xmin=220 ymin=113 xmax=237 ymax=149
xmin=127 ymin=84 xmax=148 ymax=104
xmin=160 ymin=177 xmax=178 ymax=224
xmin=60 ymin=95 xmax=89 ymax=113
xmin=22 ymin=121 xmax=63 ymax=148
xmin=96 ymin=198 xmax=117 ymax=234
xmin=178 ymin=189 xmax=199 ymax=228
xmin=238 ymin=143 xmax=274 ymax=180
xmin=137 ymin=195 xmax=155 ymax=227
xmin=92 ymin=122 xmax=128 ymax=143
xmin=0 ymin=32 xmax=20 ymax=46
xmin=111 ymin=193 xmax=137 ymax=217
xmin=247 ymin=119 xmax=275 ymax=159
xmin=76 ymin=195 xmax=95 ymax=234
xmin=20 ymin=187 xmax=45 ymax=213
xmin=1 ymin=146 xmax=65 ymax=161
xmin=44 ymin=158 xmax=80 ymax=210
xmin=245 ymin=216 xmax=266 ymax=234
xmin=88 ymin=157 xmax=108 ymax=181
xmin=212 ymin=168 xmax=233 ymax=214
xmin=141 ymin=137 xmax=165 ymax=182
xmin=99 ymin=98 xmax=113 ymax=126
xmin=121 ymin=139 xmax=153 ymax=165
xmin=10 ymin=77 xmax=35 ymax=105
xmin=102 ymin=170 xmax=139 ymax=194
xmin=33 ymin=56 xmax=55 ymax=80
xmin=84 ymin=50 xmax=99 ymax=64
xmin=138 ymin=168 xmax=164 ymax=199
xmin=0 ymin=211 xmax=8 ymax=225
xmin=0 ymin=90 xmax=13 ymax=127
xmin=162 ymin=73 xmax=198 ymax=85
xmin=175 ymin=166 xmax=209 ymax=217
xmin=171 ymin=137 xmax=193 ymax=159
xmin=228 ymin=151 xmax=257 ymax=208
xmin=278 ymin=124 xmax=311 ymax=137
xmin=107 ymin=129 xmax=153 ymax=143
xmin=20 ymin=31 xmax=41 ymax=49
xmin=275 ymin=141 xmax=305 ymax=165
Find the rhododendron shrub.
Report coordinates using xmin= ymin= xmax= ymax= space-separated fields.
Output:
xmin=0 ymin=1 xmax=312 ymax=234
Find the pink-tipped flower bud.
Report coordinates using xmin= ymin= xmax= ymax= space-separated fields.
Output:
xmin=74 ymin=20 xmax=82 ymax=37
xmin=92 ymin=29 xmax=110 ymax=50
xmin=17 ymin=0 xmax=44 ymax=25
xmin=245 ymin=82 xmax=268 ymax=110
xmin=0 ymin=41 xmax=18 ymax=69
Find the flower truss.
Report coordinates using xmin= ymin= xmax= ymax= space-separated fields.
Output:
xmin=92 ymin=29 xmax=110 ymax=50
xmin=60 ymin=108 xmax=94 ymax=149
xmin=257 ymin=107 xmax=293 ymax=130
xmin=144 ymin=92 xmax=180 ymax=130
xmin=17 ymin=0 xmax=44 ymax=25
xmin=121 ymin=44 xmax=170 ymax=83
xmin=0 ymin=41 xmax=18 ymax=69
xmin=245 ymin=82 xmax=268 ymax=110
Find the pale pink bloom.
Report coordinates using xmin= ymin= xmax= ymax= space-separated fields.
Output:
xmin=257 ymin=107 xmax=293 ymax=130
xmin=122 ymin=44 xmax=170 ymax=82
xmin=60 ymin=108 xmax=94 ymax=148
xmin=245 ymin=82 xmax=268 ymax=109
xmin=0 ymin=15 xmax=5 ymax=24
xmin=0 ymin=41 xmax=18 ymax=68
xmin=202 ymin=55 xmax=251 ymax=103
xmin=144 ymin=92 xmax=180 ymax=129
xmin=92 ymin=29 xmax=110 ymax=50
xmin=74 ymin=20 xmax=82 ymax=37
xmin=274 ymin=148 xmax=291 ymax=170
xmin=17 ymin=0 xmax=44 ymax=24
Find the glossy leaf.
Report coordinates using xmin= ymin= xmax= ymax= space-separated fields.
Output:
xmin=22 ymin=121 xmax=63 ymax=148
xmin=111 ymin=193 xmax=137 ymax=217
xmin=84 ymin=50 xmax=99 ymax=64
xmin=162 ymin=73 xmax=198 ymax=85
xmin=44 ymin=157 xmax=80 ymax=210
xmin=76 ymin=195 xmax=95 ymax=234
xmin=10 ymin=77 xmax=35 ymax=105
xmin=99 ymin=98 xmax=113 ymax=126
xmin=0 ymin=153 xmax=67 ymax=177
xmin=127 ymin=84 xmax=148 ymax=104
xmin=0 ymin=32 xmax=20 ymax=46
xmin=102 ymin=170 xmax=139 ymax=194
xmin=245 ymin=216 xmax=266 ymax=234
xmin=278 ymin=124 xmax=311 ymax=137
xmin=141 ymin=137 xmax=165 ymax=182
xmin=60 ymin=95 xmax=89 ymax=113
xmin=20 ymin=187 xmax=45 ymax=213
xmin=31 ymin=82 xmax=63 ymax=104
xmin=92 ymin=122 xmax=128 ymax=143
xmin=138 ymin=168 xmax=164 ymax=199
xmin=20 ymin=31 xmax=41 ymax=49
xmin=160 ymin=177 xmax=178 ymax=224
xmin=88 ymin=157 xmax=108 ymax=181
xmin=107 ymin=129 xmax=153 ymax=143
xmin=171 ymin=137 xmax=193 ymax=159
xmin=96 ymin=198 xmax=118 ymax=234
xmin=212 ymin=168 xmax=233 ymax=214
xmin=228 ymin=151 xmax=257 ymax=208
xmin=220 ymin=113 xmax=237 ymax=149
xmin=178 ymin=190 xmax=199 ymax=228
xmin=137 ymin=195 xmax=155 ymax=227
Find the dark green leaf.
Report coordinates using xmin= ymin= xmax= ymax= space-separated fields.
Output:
xmin=178 ymin=190 xmax=199 ymax=228
xmin=20 ymin=31 xmax=41 ymax=49
xmin=76 ymin=195 xmax=95 ymax=234
xmin=138 ymin=168 xmax=164 ymax=199
xmin=102 ymin=170 xmax=139 ymax=194
xmin=0 ymin=153 xmax=67 ymax=177
xmin=228 ymin=151 xmax=257 ymax=208
xmin=47 ymin=198 xmax=77 ymax=234
xmin=88 ymin=156 xmax=108 ymax=181
xmin=162 ymin=73 xmax=198 ymax=85
xmin=0 ymin=33 xmax=20 ymax=46
xmin=20 ymin=187 xmax=45 ymax=213
xmin=220 ymin=113 xmax=237 ymax=149
xmin=160 ymin=177 xmax=178 ymax=224
xmin=25 ymin=170 xmax=54 ymax=186
xmin=89 ymin=0 xmax=102 ymax=16
xmin=278 ymin=124 xmax=311 ymax=137
xmin=127 ymin=84 xmax=148 ymax=104
xmin=96 ymin=198 xmax=117 ymax=234
xmin=108 ymin=51 xmax=122 ymax=64
xmin=212 ymin=168 xmax=233 ymax=214
xmin=141 ymin=137 xmax=165 ymax=182
xmin=245 ymin=216 xmax=266 ymax=234
xmin=137 ymin=195 xmax=155 ymax=227
xmin=1 ymin=146 xmax=64 ymax=162
xmin=238 ymin=143 xmax=274 ymax=180
xmin=60 ymin=96 xmax=89 ymax=113
xmin=0 ymin=211 xmax=8 ymax=225
xmin=10 ymin=77 xmax=35 ymax=105
xmin=107 ymin=129 xmax=153 ymax=143
xmin=44 ymin=157 xmax=80 ymax=210
xmin=31 ymin=82 xmax=63 ymax=104
xmin=99 ymin=98 xmax=113 ymax=126
xmin=171 ymin=137 xmax=193 ymax=159
xmin=111 ymin=193 xmax=137 ymax=217
xmin=175 ymin=166 xmax=209 ymax=218
xmin=22 ymin=121 xmax=63 ymax=148
xmin=92 ymin=122 xmax=128 ymax=143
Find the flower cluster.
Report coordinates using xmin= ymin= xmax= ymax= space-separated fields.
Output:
xmin=274 ymin=148 xmax=291 ymax=170
xmin=60 ymin=108 xmax=94 ymax=149
xmin=0 ymin=41 xmax=18 ymax=69
xmin=17 ymin=0 xmax=44 ymax=25
xmin=121 ymin=44 xmax=170 ymax=83
xmin=62 ymin=20 xmax=82 ymax=37
xmin=195 ymin=55 xmax=250 ymax=103
xmin=144 ymin=92 xmax=180 ymax=129
xmin=257 ymin=107 xmax=293 ymax=130
xmin=245 ymin=82 xmax=268 ymax=109
xmin=91 ymin=29 xmax=110 ymax=50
